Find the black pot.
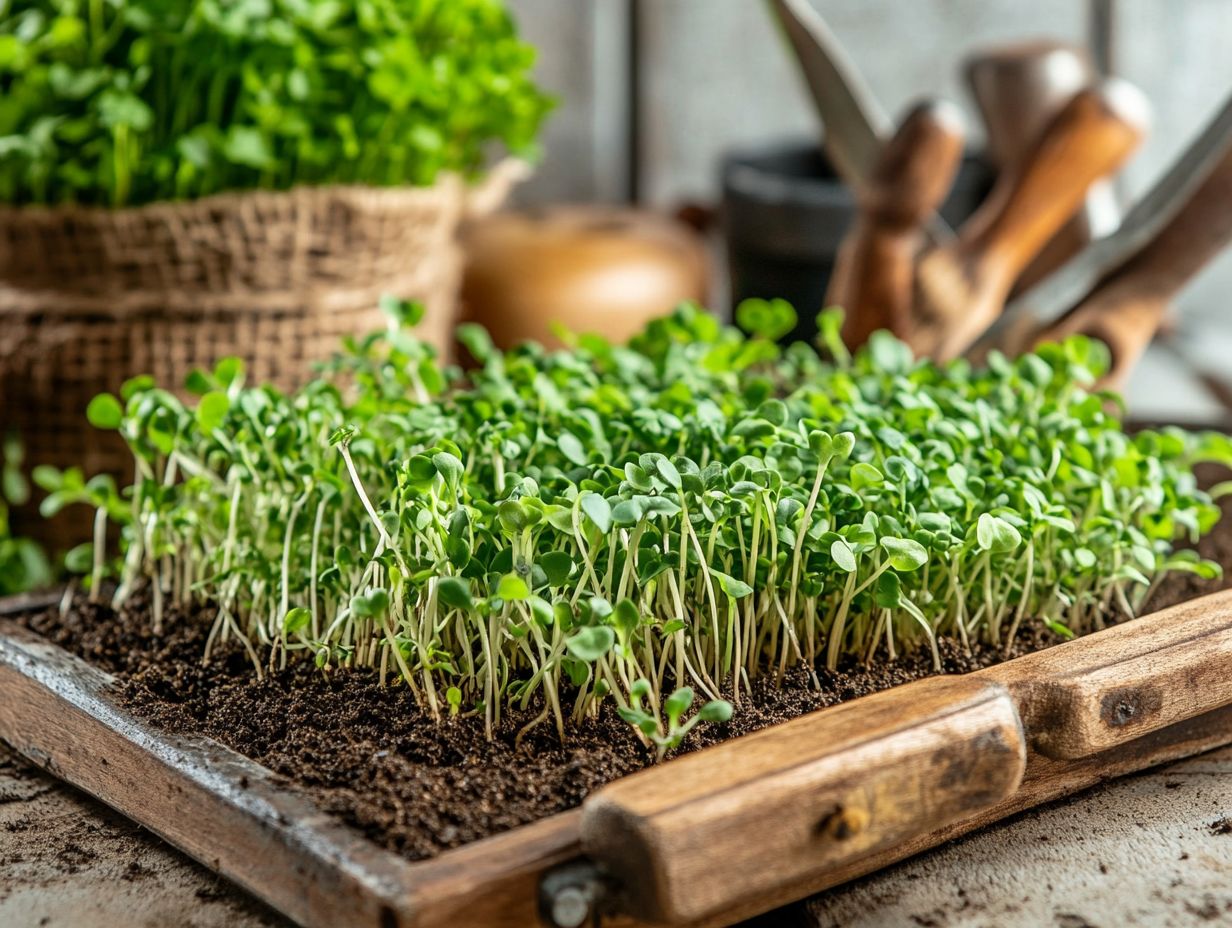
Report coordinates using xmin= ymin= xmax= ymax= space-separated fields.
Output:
xmin=721 ymin=139 xmax=994 ymax=344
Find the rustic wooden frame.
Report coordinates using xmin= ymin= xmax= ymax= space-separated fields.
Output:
xmin=3 ymin=588 xmax=1232 ymax=927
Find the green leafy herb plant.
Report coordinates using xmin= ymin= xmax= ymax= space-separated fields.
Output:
xmin=58 ymin=299 xmax=1231 ymax=756
xmin=0 ymin=433 xmax=52 ymax=595
xmin=0 ymin=0 xmax=552 ymax=206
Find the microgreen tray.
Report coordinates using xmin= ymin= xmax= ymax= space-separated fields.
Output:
xmin=4 ymin=586 xmax=1232 ymax=927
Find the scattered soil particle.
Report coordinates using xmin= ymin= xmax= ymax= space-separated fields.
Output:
xmin=10 ymin=471 xmax=1232 ymax=863
xmin=196 ymin=880 xmax=232 ymax=902
xmin=0 ymin=785 xmax=52 ymax=805
xmin=1207 ymin=816 xmax=1232 ymax=836
xmin=1183 ymin=895 xmax=1225 ymax=921
xmin=740 ymin=903 xmax=815 ymax=928
xmin=53 ymin=841 xmax=96 ymax=874
xmin=0 ymin=744 xmax=290 ymax=921
xmin=1054 ymin=914 xmax=1100 ymax=928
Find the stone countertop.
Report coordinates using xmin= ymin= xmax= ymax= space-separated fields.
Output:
xmin=0 ymin=745 xmax=289 ymax=928
xmin=2 ymin=741 xmax=1230 ymax=928
xmin=803 ymin=744 xmax=1232 ymax=928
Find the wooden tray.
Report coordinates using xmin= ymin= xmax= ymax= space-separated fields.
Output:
xmin=3 ymin=588 xmax=1232 ymax=927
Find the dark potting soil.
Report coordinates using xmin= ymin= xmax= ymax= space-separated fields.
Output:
xmin=12 ymin=472 xmax=1232 ymax=863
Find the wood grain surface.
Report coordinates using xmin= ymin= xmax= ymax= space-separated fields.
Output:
xmin=581 ymin=677 xmax=1024 ymax=924
xmin=983 ymin=588 xmax=1232 ymax=758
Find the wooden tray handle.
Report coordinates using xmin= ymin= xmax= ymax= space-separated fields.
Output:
xmin=579 ymin=676 xmax=1025 ymax=925
xmin=986 ymin=589 xmax=1232 ymax=759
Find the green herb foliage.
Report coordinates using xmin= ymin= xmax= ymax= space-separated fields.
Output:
xmin=72 ymin=301 xmax=1229 ymax=752
xmin=0 ymin=0 xmax=552 ymax=206
xmin=0 ymin=433 xmax=52 ymax=594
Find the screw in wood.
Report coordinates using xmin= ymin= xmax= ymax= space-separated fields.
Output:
xmin=539 ymin=860 xmax=607 ymax=928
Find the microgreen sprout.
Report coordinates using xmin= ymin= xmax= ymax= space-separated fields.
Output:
xmin=619 ymin=681 xmax=734 ymax=761
xmin=62 ymin=299 xmax=1231 ymax=756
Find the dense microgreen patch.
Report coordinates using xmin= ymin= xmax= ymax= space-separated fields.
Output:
xmin=0 ymin=0 xmax=551 ymax=206
xmin=62 ymin=301 xmax=1230 ymax=754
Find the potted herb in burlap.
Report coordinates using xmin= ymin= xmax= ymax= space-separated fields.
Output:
xmin=0 ymin=0 xmax=551 ymax=547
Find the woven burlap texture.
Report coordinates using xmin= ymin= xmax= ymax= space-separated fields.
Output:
xmin=0 ymin=163 xmax=525 ymax=548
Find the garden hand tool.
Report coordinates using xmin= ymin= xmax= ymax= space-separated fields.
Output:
xmin=828 ymin=99 xmax=966 ymax=349
xmin=767 ymin=0 xmax=951 ymax=246
xmin=908 ymin=79 xmax=1151 ymax=362
xmin=966 ymin=39 xmax=1121 ymax=291
xmin=1020 ymin=117 xmax=1232 ymax=389
xmin=1007 ymin=92 xmax=1232 ymax=327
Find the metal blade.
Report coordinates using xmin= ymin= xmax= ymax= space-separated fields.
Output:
xmin=1007 ymin=92 xmax=1232 ymax=324
xmin=768 ymin=0 xmax=952 ymax=243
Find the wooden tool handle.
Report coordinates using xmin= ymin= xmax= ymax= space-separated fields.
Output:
xmin=830 ymin=232 xmax=917 ymax=347
xmin=1029 ymin=130 xmax=1232 ymax=386
xmin=958 ymin=79 xmax=1149 ymax=287
xmin=580 ymin=676 xmax=1025 ymax=925
xmin=965 ymin=40 xmax=1114 ymax=292
xmin=966 ymin=40 xmax=1092 ymax=169
xmin=834 ymin=100 xmax=964 ymax=348
xmin=865 ymin=99 xmax=966 ymax=229
xmin=985 ymin=590 xmax=1232 ymax=759
xmin=912 ymin=80 xmax=1148 ymax=361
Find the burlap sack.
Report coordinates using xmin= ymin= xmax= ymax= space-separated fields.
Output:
xmin=0 ymin=162 xmax=525 ymax=549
